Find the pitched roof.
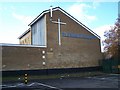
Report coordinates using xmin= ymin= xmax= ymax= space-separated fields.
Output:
xmin=18 ymin=28 xmax=31 ymax=39
xmin=28 ymin=7 xmax=100 ymax=39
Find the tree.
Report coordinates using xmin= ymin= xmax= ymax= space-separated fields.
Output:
xmin=103 ymin=17 xmax=120 ymax=59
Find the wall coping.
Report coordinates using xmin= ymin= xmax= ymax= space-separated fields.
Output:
xmin=0 ymin=43 xmax=47 ymax=48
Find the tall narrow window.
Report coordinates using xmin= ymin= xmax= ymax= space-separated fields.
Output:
xmin=31 ymin=15 xmax=46 ymax=46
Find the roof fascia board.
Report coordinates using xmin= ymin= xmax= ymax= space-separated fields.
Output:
xmin=0 ymin=43 xmax=47 ymax=48
xmin=28 ymin=7 xmax=100 ymax=39
xmin=28 ymin=8 xmax=59 ymax=26
xmin=18 ymin=28 xmax=31 ymax=39
xmin=57 ymin=8 xmax=100 ymax=39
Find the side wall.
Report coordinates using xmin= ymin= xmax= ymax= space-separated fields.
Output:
xmin=45 ymin=10 xmax=103 ymax=69
xmin=19 ymin=31 xmax=31 ymax=45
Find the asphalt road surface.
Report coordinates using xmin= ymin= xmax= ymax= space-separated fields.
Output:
xmin=1 ymin=74 xmax=120 ymax=90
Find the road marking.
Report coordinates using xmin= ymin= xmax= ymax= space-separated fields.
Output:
xmin=2 ymin=82 xmax=62 ymax=90
xmin=8 ymin=85 xmax=16 ymax=88
xmin=2 ymin=83 xmax=23 ymax=88
xmin=0 ymin=85 xmax=7 ymax=87
xmin=27 ymin=83 xmax=35 ymax=86
xmin=101 ymin=78 xmax=105 ymax=80
xmin=17 ymin=83 xmax=24 ymax=86
xmin=36 ymin=82 xmax=62 ymax=90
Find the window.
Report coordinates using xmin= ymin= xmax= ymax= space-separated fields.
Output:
xmin=31 ymin=15 xmax=46 ymax=46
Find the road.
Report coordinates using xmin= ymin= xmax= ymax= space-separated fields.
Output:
xmin=1 ymin=74 xmax=120 ymax=90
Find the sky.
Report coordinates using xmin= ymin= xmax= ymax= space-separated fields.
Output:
xmin=0 ymin=1 xmax=119 ymax=52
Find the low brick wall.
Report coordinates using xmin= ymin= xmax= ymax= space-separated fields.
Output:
xmin=1 ymin=43 xmax=103 ymax=71
xmin=2 ymin=45 xmax=46 ymax=71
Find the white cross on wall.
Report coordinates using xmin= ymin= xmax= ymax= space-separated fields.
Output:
xmin=51 ymin=18 xmax=66 ymax=46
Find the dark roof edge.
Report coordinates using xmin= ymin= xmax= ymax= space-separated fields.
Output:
xmin=18 ymin=28 xmax=31 ymax=39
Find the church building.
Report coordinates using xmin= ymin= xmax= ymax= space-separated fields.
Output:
xmin=2 ymin=7 xmax=102 ymax=71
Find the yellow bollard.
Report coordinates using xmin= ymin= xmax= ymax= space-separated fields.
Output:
xmin=24 ymin=74 xmax=28 ymax=84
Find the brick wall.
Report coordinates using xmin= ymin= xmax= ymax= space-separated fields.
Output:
xmin=2 ymin=46 xmax=46 ymax=71
xmin=45 ymin=10 xmax=103 ymax=69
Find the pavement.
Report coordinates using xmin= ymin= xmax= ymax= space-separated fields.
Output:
xmin=1 ymin=74 xmax=120 ymax=90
